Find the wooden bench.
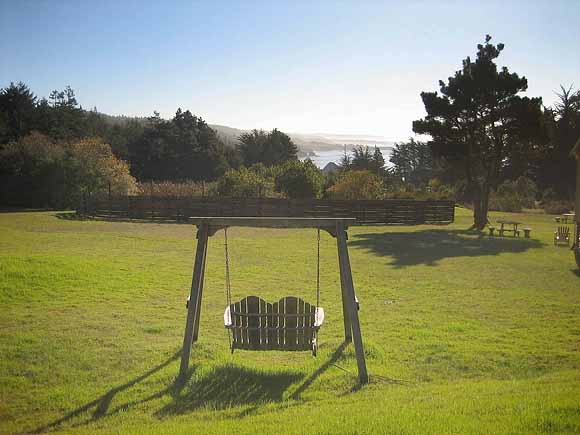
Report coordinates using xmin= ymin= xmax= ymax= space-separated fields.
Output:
xmin=499 ymin=228 xmax=520 ymax=237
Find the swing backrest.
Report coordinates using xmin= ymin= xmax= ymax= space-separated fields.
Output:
xmin=224 ymin=296 xmax=324 ymax=351
xmin=555 ymin=226 xmax=570 ymax=240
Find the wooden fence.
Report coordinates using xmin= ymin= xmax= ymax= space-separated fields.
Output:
xmin=82 ymin=197 xmax=454 ymax=225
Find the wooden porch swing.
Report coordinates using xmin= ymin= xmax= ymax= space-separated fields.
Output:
xmin=222 ymin=227 xmax=325 ymax=355
xmin=179 ymin=217 xmax=368 ymax=384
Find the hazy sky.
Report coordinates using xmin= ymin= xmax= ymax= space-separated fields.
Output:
xmin=1 ymin=0 xmax=579 ymax=140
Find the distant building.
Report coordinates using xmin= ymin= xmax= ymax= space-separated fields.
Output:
xmin=322 ymin=162 xmax=340 ymax=174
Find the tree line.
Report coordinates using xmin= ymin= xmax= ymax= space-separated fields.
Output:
xmin=1 ymin=35 xmax=578 ymax=227
xmin=0 ymin=84 xmax=306 ymax=207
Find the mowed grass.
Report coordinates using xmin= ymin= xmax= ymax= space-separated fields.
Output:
xmin=0 ymin=208 xmax=579 ymax=434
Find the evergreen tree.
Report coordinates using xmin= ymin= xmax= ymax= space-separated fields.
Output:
xmin=370 ymin=146 xmax=385 ymax=175
xmin=128 ymin=109 xmax=230 ymax=181
xmin=389 ymin=139 xmax=433 ymax=187
xmin=413 ymin=35 xmax=546 ymax=229
xmin=238 ymin=128 xmax=297 ymax=166
xmin=0 ymin=82 xmax=37 ymax=142
xmin=539 ymin=85 xmax=580 ymax=197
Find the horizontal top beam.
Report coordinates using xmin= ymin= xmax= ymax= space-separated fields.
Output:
xmin=189 ymin=216 xmax=355 ymax=229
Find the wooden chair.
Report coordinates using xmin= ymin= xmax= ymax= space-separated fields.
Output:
xmin=554 ymin=226 xmax=570 ymax=246
xmin=224 ymin=296 xmax=325 ymax=355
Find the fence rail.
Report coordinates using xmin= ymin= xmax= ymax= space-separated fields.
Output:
xmin=82 ymin=196 xmax=454 ymax=226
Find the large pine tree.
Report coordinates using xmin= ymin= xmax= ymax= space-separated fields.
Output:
xmin=413 ymin=35 xmax=546 ymax=229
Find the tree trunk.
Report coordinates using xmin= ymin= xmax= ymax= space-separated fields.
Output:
xmin=472 ymin=184 xmax=490 ymax=230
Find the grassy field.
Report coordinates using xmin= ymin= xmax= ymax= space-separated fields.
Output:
xmin=0 ymin=208 xmax=579 ymax=434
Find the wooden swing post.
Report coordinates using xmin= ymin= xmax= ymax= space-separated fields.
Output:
xmin=336 ymin=221 xmax=368 ymax=383
xmin=179 ymin=223 xmax=209 ymax=379
xmin=178 ymin=217 xmax=369 ymax=384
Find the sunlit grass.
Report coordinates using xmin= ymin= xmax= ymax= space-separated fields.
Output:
xmin=0 ymin=208 xmax=578 ymax=434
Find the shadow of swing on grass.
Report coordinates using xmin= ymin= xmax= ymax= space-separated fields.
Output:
xmin=349 ymin=228 xmax=544 ymax=268
xmin=160 ymin=341 xmax=359 ymax=418
xmin=29 ymin=349 xmax=184 ymax=434
xmin=157 ymin=364 xmax=303 ymax=417
xmin=28 ymin=342 xmax=366 ymax=433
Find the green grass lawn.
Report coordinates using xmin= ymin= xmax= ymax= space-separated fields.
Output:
xmin=0 ymin=208 xmax=579 ymax=434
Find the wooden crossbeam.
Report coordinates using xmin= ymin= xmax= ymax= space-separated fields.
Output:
xmin=189 ymin=216 xmax=355 ymax=229
xmin=189 ymin=217 xmax=356 ymax=238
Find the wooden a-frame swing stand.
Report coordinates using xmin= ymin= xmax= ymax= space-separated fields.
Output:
xmin=179 ymin=217 xmax=369 ymax=384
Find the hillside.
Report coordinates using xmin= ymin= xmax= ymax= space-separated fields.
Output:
xmin=95 ymin=113 xmax=396 ymax=158
xmin=209 ymin=124 xmax=397 ymax=156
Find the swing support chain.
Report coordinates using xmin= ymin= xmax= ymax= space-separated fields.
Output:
xmin=224 ymin=227 xmax=233 ymax=352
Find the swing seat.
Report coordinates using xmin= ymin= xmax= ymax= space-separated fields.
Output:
xmin=224 ymin=296 xmax=324 ymax=354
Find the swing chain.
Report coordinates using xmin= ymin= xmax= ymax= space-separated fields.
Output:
xmin=224 ymin=227 xmax=232 ymax=308
xmin=316 ymin=227 xmax=321 ymax=322
xmin=224 ymin=227 xmax=233 ymax=350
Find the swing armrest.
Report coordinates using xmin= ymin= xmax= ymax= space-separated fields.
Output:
xmin=314 ymin=307 xmax=325 ymax=328
xmin=224 ymin=306 xmax=233 ymax=327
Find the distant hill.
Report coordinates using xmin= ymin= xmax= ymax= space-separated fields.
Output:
xmin=208 ymin=124 xmax=245 ymax=148
xmin=96 ymin=112 xmax=149 ymax=126
xmin=96 ymin=113 xmax=397 ymax=156
xmin=210 ymin=124 xmax=397 ymax=156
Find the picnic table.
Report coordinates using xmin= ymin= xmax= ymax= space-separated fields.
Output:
xmin=497 ymin=220 xmax=522 ymax=237
xmin=562 ymin=213 xmax=576 ymax=224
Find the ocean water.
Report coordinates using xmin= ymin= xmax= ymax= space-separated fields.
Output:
xmin=303 ymin=147 xmax=393 ymax=169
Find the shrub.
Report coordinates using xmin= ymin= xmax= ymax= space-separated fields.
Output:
xmin=488 ymin=177 xmax=537 ymax=212
xmin=68 ymin=138 xmax=137 ymax=197
xmin=326 ymin=170 xmax=384 ymax=200
xmin=488 ymin=192 xmax=523 ymax=212
xmin=217 ymin=167 xmax=270 ymax=197
xmin=274 ymin=160 xmax=323 ymax=199
xmin=136 ymin=180 xmax=214 ymax=197
xmin=0 ymin=133 xmax=136 ymax=208
xmin=428 ymin=178 xmax=442 ymax=191
xmin=543 ymin=200 xmax=574 ymax=215
xmin=512 ymin=176 xmax=537 ymax=208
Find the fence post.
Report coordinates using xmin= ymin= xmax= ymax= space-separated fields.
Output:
xmin=80 ymin=191 xmax=86 ymax=215
xmin=150 ymin=181 xmax=154 ymax=222
xmin=417 ymin=201 xmax=426 ymax=225
xmin=108 ymin=185 xmax=112 ymax=218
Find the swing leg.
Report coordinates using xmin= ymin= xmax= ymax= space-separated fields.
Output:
xmin=339 ymin=265 xmax=352 ymax=342
xmin=179 ymin=223 xmax=209 ymax=380
xmin=192 ymin=242 xmax=207 ymax=342
xmin=336 ymin=222 xmax=369 ymax=384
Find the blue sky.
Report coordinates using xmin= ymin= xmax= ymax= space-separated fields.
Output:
xmin=1 ymin=0 xmax=579 ymax=139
